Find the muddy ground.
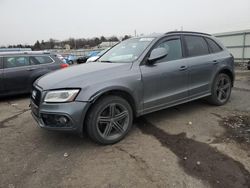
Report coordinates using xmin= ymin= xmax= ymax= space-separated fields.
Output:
xmin=0 ymin=70 xmax=250 ymax=188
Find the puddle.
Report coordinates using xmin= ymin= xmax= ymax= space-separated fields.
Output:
xmin=213 ymin=114 xmax=250 ymax=146
xmin=137 ymin=118 xmax=250 ymax=188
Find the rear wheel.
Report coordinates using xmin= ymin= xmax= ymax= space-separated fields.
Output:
xmin=207 ymin=73 xmax=232 ymax=105
xmin=86 ymin=95 xmax=133 ymax=145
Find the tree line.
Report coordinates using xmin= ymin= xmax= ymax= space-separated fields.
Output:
xmin=1 ymin=35 xmax=132 ymax=50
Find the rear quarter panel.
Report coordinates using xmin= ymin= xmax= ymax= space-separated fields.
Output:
xmin=210 ymin=50 xmax=234 ymax=89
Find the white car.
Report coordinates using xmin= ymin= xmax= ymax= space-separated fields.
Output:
xmin=86 ymin=48 xmax=110 ymax=63
xmin=86 ymin=55 xmax=99 ymax=63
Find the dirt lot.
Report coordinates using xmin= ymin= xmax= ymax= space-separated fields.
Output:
xmin=1 ymin=70 xmax=250 ymax=188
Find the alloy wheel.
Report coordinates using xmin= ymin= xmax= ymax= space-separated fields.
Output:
xmin=216 ymin=75 xmax=231 ymax=103
xmin=96 ymin=103 xmax=130 ymax=140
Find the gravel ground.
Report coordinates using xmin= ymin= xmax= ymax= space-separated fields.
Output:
xmin=0 ymin=70 xmax=250 ymax=188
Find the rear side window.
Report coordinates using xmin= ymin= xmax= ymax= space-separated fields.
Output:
xmin=0 ymin=57 xmax=3 ymax=69
xmin=205 ymin=38 xmax=222 ymax=53
xmin=184 ymin=35 xmax=209 ymax=57
xmin=4 ymin=56 xmax=29 ymax=68
xmin=30 ymin=56 xmax=53 ymax=65
xmin=153 ymin=39 xmax=182 ymax=63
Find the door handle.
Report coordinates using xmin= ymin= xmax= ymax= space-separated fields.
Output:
xmin=179 ymin=65 xmax=188 ymax=71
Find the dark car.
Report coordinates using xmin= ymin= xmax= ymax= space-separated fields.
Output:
xmin=76 ymin=55 xmax=88 ymax=64
xmin=76 ymin=50 xmax=101 ymax=64
xmin=0 ymin=51 xmax=68 ymax=96
xmin=31 ymin=31 xmax=234 ymax=145
xmin=248 ymin=60 xmax=250 ymax=70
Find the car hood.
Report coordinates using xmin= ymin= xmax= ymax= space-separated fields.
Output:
xmin=36 ymin=62 xmax=132 ymax=90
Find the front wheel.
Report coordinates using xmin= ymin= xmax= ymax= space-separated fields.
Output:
xmin=207 ymin=73 xmax=232 ymax=105
xmin=86 ymin=95 xmax=133 ymax=145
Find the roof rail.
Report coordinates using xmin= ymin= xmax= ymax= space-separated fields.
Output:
xmin=165 ymin=31 xmax=211 ymax=36
xmin=0 ymin=50 xmax=52 ymax=55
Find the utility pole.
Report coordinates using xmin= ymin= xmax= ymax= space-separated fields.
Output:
xmin=134 ymin=30 xmax=137 ymax=37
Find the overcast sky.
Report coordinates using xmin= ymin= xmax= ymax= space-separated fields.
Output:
xmin=0 ymin=0 xmax=250 ymax=45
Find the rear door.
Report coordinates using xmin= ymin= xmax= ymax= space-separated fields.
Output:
xmin=0 ymin=57 xmax=4 ymax=93
xmin=3 ymin=56 xmax=31 ymax=93
xmin=28 ymin=55 xmax=57 ymax=89
xmin=183 ymin=35 xmax=216 ymax=98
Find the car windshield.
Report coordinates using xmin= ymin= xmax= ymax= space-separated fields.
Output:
xmin=98 ymin=37 xmax=155 ymax=63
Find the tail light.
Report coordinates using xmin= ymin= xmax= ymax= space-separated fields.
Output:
xmin=60 ymin=63 xmax=69 ymax=69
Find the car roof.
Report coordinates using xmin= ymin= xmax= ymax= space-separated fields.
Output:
xmin=0 ymin=51 xmax=55 ymax=56
xmin=134 ymin=31 xmax=212 ymax=40
xmin=165 ymin=31 xmax=211 ymax=36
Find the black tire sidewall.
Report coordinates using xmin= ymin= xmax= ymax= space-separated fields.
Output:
xmin=86 ymin=95 xmax=133 ymax=145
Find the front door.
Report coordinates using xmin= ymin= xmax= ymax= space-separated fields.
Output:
xmin=140 ymin=36 xmax=189 ymax=113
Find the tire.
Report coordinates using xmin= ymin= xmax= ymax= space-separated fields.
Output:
xmin=69 ymin=60 xmax=73 ymax=65
xmin=207 ymin=73 xmax=232 ymax=106
xmin=86 ymin=95 xmax=133 ymax=145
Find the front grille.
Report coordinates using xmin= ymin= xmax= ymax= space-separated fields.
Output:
xmin=31 ymin=87 xmax=42 ymax=107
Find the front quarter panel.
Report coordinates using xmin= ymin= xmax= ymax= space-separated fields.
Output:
xmin=75 ymin=65 xmax=143 ymax=115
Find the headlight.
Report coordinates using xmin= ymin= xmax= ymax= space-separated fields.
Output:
xmin=44 ymin=89 xmax=80 ymax=103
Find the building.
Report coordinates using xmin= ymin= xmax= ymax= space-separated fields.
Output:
xmin=98 ymin=41 xmax=119 ymax=48
xmin=214 ymin=30 xmax=250 ymax=63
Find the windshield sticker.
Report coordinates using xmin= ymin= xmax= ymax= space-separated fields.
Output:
xmin=139 ymin=38 xmax=154 ymax=42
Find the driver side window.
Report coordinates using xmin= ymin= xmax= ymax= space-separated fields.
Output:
xmin=153 ymin=39 xmax=182 ymax=63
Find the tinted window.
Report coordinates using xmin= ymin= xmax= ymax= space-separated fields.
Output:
xmin=0 ymin=57 xmax=3 ymax=69
xmin=4 ymin=56 xmax=29 ymax=68
xmin=205 ymin=38 xmax=222 ymax=53
xmin=154 ymin=39 xmax=182 ymax=62
xmin=30 ymin=56 xmax=53 ymax=65
xmin=184 ymin=36 xmax=209 ymax=57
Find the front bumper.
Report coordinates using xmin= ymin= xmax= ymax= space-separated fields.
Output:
xmin=31 ymin=100 xmax=90 ymax=134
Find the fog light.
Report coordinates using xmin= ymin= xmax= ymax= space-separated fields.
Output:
xmin=41 ymin=113 xmax=72 ymax=128
xmin=58 ymin=116 xmax=68 ymax=125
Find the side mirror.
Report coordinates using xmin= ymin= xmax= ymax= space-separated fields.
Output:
xmin=147 ymin=47 xmax=168 ymax=64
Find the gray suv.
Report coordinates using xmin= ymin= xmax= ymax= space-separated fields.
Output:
xmin=31 ymin=31 xmax=234 ymax=145
xmin=0 ymin=51 xmax=68 ymax=96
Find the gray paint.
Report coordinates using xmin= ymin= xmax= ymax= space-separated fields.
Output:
xmin=0 ymin=52 xmax=64 ymax=96
xmin=32 ymin=32 xmax=234 ymax=134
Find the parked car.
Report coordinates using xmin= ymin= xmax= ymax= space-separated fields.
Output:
xmin=86 ymin=48 xmax=110 ymax=63
xmin=76 ymin=55 xmax=88 ymax=64
xmin=31 ymin=31 xmax=234 ymax=145
xmin=56 ymin=54 xmax=67 ymax=64
xmin=65 ymin=54 xmax=77 ymax=64
xmin=248 ymin=60 xmax=250 ymax=70
xmin=0 ymin=51 xmax=68 ymax=96
xmin=76 ymin=51 xmax=101 ymax=64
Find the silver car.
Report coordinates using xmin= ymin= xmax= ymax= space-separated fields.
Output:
xmin=31 ymin=31 xmax=234 ymax=145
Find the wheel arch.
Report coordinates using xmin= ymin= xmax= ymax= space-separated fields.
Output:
xmin=82 ymin=88 xmax=139 ymax=133
xmin=89 ymin=88 xmax=138 ymax=117
xmin=213 ymin=67 xmax=234 ymax=87
xmin=217 ymin=68 xmax=234 ymax=86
